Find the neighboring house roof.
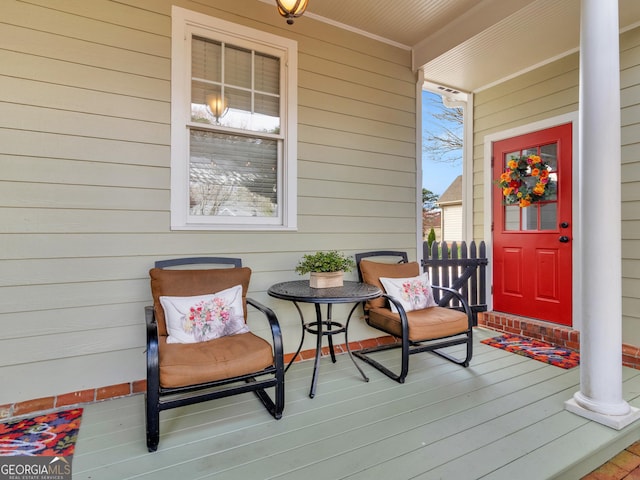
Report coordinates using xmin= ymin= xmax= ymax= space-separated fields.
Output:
xmin=437 ymin=175 xmax=462 ymax=206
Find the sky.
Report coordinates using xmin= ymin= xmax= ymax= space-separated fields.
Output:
xmin=421 ymin=90 xmax=463 ymax=196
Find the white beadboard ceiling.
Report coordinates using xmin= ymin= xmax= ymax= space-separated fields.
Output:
xmin=271 ymin=0 xmax=640 ymax=93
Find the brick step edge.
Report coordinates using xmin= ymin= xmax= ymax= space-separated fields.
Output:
xmin=478 ymin=311 xmax=640 ymax=369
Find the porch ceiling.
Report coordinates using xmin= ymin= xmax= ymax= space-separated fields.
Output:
xmin=287 ymin=0 xmax=640 ymax=93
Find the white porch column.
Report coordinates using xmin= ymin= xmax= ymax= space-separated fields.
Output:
xmin=564 ymin=0 xmax=640 ymax=429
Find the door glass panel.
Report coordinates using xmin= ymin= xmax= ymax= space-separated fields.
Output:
xmin=522 ymin=206 xmax=537 ymax=231
xmin=547 ymin=172 xmax=558 ymax=200
xmin=505 ymin=150 xmax=520 ymax=167
xmin=540 ymin=143 xmax=557 ymax=170
xmin=501 ymin=141 xmax=561 ymax=232
xmin=540 ymin=203 xmax=557 ymax=230
xmin=505 ymin=205 xmax=520 ymax=231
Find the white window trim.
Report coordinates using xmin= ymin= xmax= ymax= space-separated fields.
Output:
xmin=170 ymin=6 xmax=298 ymax=230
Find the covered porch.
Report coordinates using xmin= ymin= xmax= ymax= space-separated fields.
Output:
xmin=2 ymin=1 xmax=640 ymax=477
xmin=72 ymin=328 xmax=640 ymax=480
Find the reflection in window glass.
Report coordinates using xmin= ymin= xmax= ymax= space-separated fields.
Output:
xmin=224 ymin=45 xmax=252 ymax=89
xmin=192 ymin=37 xmax=221 ymax=83
xmin=547 ymin=172 xmax=558 ymax=200
xmin=189 ymin=130 xmax=277 ymax=218
xmin=540 ymin=143 xmax=558 ymax=171
xmin=523 ymin=206 xmax=537 ymax=230
xmin=540 ymin=203 xmax=557 ymax=230
xmin=505 ymin=206 xmax=520 ymax=231
xmin=505 ymin=150 xmax=520 ymax=167
xmin=190 ymin=37 xmax=280 ymax=133
xmin=254 ymin=54 xmax=280 ymax=94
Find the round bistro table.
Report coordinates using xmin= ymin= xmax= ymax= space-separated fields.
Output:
xmin=267 ymin=280 xmax=382 ymax=398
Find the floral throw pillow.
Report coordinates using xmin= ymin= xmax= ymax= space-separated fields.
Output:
xmin=379 ymin=272 xmax=438 ymax=313
xmin=159 ymin=285 xmax=249 ymax=344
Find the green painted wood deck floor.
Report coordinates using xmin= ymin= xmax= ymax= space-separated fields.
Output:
xmin=72 ymin=328 xmax=640 ymax=480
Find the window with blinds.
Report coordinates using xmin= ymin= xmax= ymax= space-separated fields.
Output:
xmin=170 ymin=7 xmax=298 ymax=230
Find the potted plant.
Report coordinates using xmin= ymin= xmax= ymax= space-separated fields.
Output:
xmin=295 ymin=250 xmax=356 ymax=288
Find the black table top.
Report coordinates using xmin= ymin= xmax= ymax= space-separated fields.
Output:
xmin=268 ymin=280 xmax=381 ymax=304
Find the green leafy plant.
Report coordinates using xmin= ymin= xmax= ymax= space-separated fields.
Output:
xmin=295 ymin=250 xmax=356 ymax=275
xmin=427 ymin=228 xmax=436 ymax=248
xmin=497 ymin=154 xmax=556 ymax=207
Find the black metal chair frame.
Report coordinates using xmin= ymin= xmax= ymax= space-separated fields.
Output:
xmin=354 ymin=251 xmax=473 ymax=383
xmin=145 ymin=257 xmax=284 ymax=452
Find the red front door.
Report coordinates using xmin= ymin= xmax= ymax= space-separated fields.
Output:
xmin=492 ymin=123 xmax=573 ymax=325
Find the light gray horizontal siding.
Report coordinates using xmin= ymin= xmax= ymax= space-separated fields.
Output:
xmin=620 ymin=26 xmax=640 ymax=345
xmin=0 ymin=0 xmax=418 ymax=404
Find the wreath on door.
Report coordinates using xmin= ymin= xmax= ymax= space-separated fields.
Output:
xmin=497 ymin=154 xmax=555 ymax=207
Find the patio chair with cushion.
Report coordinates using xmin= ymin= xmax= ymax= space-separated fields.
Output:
xmin=354 ymin=251 xmax=473 ymax=383
xmin=145 ymin=257 xmax=284 ymax=452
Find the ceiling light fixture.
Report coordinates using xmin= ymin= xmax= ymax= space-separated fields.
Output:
xmin=276 ymin=0 xmax=308 ymax=25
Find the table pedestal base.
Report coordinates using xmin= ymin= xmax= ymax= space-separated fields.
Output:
xmin=267 ymin=281 xmax=381 ymax=398
xmin=290 ymin=303 xmax=369 ymax=398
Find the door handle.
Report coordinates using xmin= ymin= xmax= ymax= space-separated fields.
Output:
xmin=559 ymin=236 xmax=570 ymax=243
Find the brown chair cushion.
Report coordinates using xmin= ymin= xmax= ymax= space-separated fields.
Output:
xmin=368 ymin=306 xmax=469 ymax=342
xmin=149 ymin=267 xmax=251 ymax=337
xmin=359 ymin=260 xmax=420 ymax=309
xmin=158 ymin=332 xmax=274 ymax=388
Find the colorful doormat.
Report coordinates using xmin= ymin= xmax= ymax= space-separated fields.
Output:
xmin=481 ymin=334 xmax=580 ymax=369
xmin=0 ymin=408 xmax=83 ymax=456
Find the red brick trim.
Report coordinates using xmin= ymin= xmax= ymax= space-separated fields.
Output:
xmin=12 ymin=397 xmax=55 ymax=417
xmin=0 ymin=335 xmax=398 ymax=421
xmin=623 ymin=343 xmax=640 ymax=369
xmin=478 ymin=311 xmax=640 ymax=370
xmin=56 ymin=389 xmax=95 ymax=407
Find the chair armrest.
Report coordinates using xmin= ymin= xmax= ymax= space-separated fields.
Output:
xmin=247 ymin=298 xmax=284 ymax=371
xmin=145 ymin=305 xmax=158 ymax=346
xmin=145 ymin=305 xmax=160 ymax=392
xmin=145 ymin=305 xmax=158 ymax=342
xmin=381 ymin=293 xmax=410 ymax=339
